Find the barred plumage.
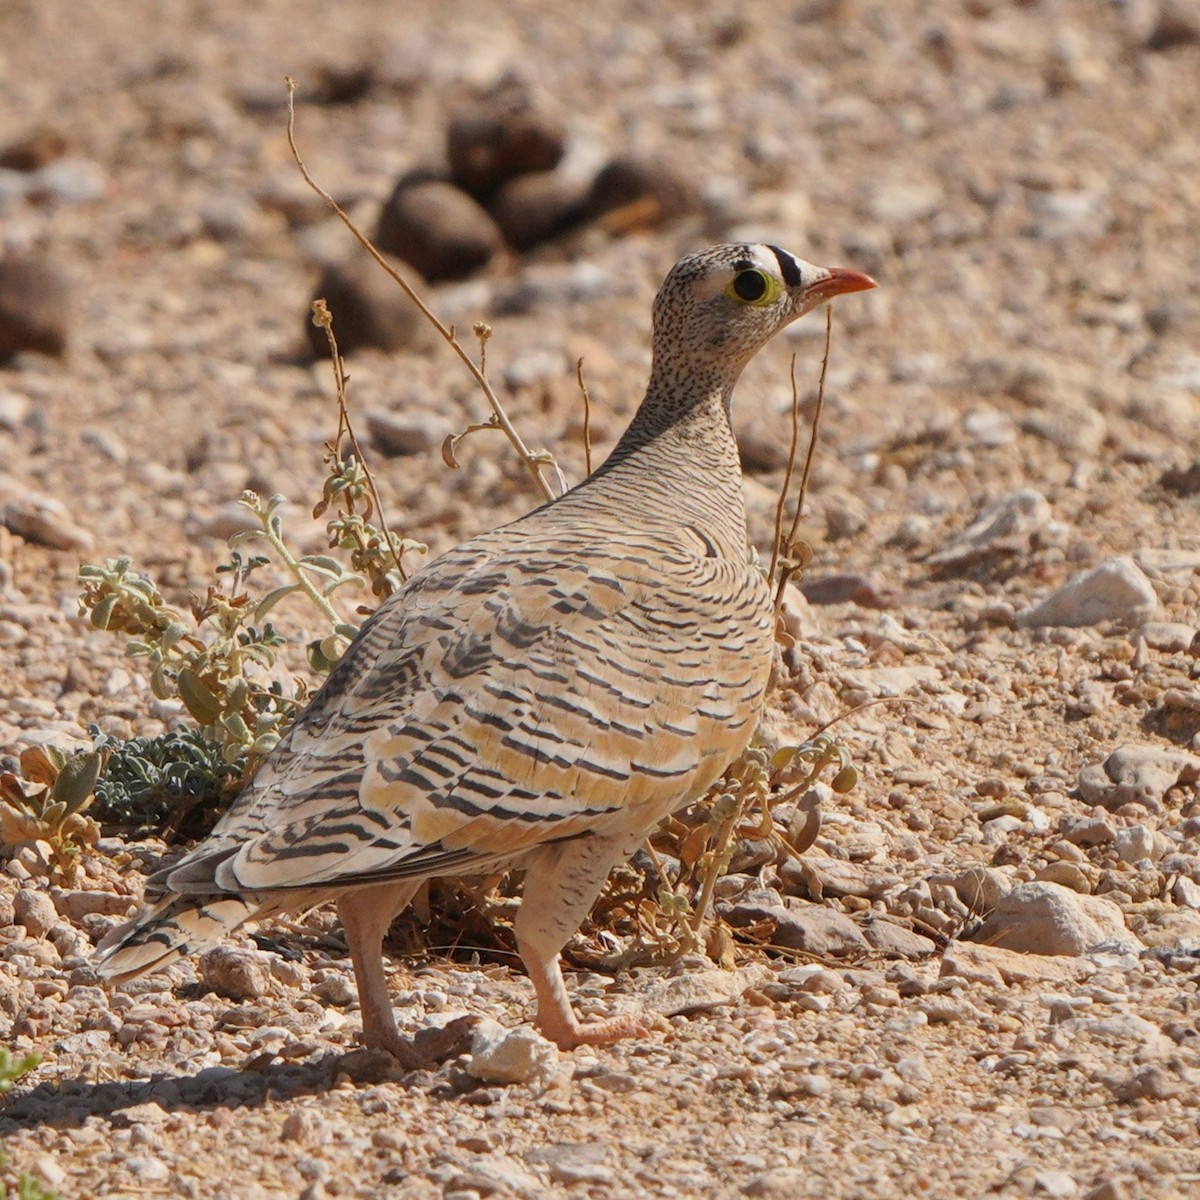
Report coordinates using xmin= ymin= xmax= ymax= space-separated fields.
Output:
xmin=95 ymin=244 xmax=875 ymax=1058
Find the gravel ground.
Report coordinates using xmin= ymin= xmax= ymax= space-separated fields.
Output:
xmin=2 ymin=1 xmax=1200 ymax=1197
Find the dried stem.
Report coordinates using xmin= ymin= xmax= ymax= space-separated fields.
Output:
xmin=576 ymin=358 xmax=594 ymax=477
xmin=773 ymin=305 xmax=834 ymax=611
xmin=284 ymin=77 xmax=558 ymax=504
xmin=311 ymin=299 xmax=407 ymax=581
xmin=768 ymin=353 xmax=801 ymax=592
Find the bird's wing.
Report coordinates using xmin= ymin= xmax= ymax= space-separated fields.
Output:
xmin=156 ymin=526 xmax=772 ymax=897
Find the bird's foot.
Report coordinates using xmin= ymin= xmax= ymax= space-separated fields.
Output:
xmin=357 ymin=1026 xmax=428 ymax=1071
xmin=541 ymin=1011 xmax=650 ymax=1050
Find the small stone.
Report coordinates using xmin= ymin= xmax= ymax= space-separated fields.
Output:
xmin=198 ymin=945 xmax=273 ymax=1000
xmin=0 ymin=256 xmax=70 ymax=362
xmin=488 ymin=170 xmax=589 ymax=251
xmin=467 ymin=1020 xmax=559 ymax=1085
xmin=939 ymin=941 xmax=1095 ymax=986
xmin=1 ymin=492 xmax=93 ymax=552
xmin=858 ymin=919 xmax=936 ymax=958
xmin=584 ymin=156 xmax=702 ymax=232
xmin=14 ymin=888 xmax=58 ymax=938
xmin=0 ymin=126 xmax=71 ymax=171
xmin=525 ymin=1143 xmax=614 ymax=1186
xmin=447 ymin=98 xmax=567 ymax=196
xmin=1106 ymin=1064 xmax=1179 ymax=1102
xmin=1016 ymin=556 xmax=1158 ymax=629
xmin=951 ymin=866 xmax=1012 ymax=914
xmin=973 ymin=882 xmax=1140 ymax=956
xmin=306 ymin=249 xmax=432 ymax=358
xmin=1143 ymin=1 xmax=1200 ymax=50
xmin=49 ymin=889 xmax=135 ymax=922
xmin=724 ymin=896 xmax=870 ymax=956
xmin=1027 ymin=189 xmax=1112 ymax=242
xmin=1114 ymin=823 xmax=1159 ymax=864
xmin=367 ymin=406 xmax=455 ymax=457
xmin=927 ymin=488 xmax=1051 ymax=568
xmin=312 ymin=972 xmax=356 ymax=1007
xmin=374 ymin=179 xmax=503 ymax=282
xmin=743 ymin=1168 xmax=810 ymax=1198
xmin=1140 ymin=621 xmax=1196 ymax=652
xmin=1077 ymin=743 xmax=1200 ymax=811
xmin=29 ymin=157 xmax=107 ymax=204
xmin=125 ymin=1157 xmax=170 ymax=1184
xmin=0 ymin=390 xmax=31 ymax=431
xmin=646 ymin=964 xmax=772 ymax=1017
xmin=798 ymin=573 xmax=894 ymax=608
xmin=1083 ymin=1182 xmax=1130 ymax=1200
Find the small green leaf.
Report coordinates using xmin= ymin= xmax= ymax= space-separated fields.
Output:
xmin=50 ymin=751 xmax=103 ymax=816
xmin=254 ymin=584 xmax=301 ymax=621
xmin=89 ymin=594 xmax=119 ymax=630
xmin=178 ymin=668 xmax=223 ymax=724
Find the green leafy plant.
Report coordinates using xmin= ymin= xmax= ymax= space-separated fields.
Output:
xmin=0 ymin=746 xmax=104 ymax=882
xmin=0 ymin=1048 xmax=40 ymax=1095
xmin=90 ymin=727 xmax=245 ymax=839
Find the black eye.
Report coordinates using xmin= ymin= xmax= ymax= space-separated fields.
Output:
xmin=732 ymin=269 xmax=768 ymax=302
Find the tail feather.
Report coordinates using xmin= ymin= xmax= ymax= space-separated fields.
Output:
xmin=93 ymin=895 xmax=259 ymax=983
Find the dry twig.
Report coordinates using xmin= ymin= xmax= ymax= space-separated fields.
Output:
xmin=284 ymin=77 xmax=560 ymax=504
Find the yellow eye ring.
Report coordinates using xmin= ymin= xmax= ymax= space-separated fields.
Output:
xmin=726 ymin=268 xmax=781 ymax=306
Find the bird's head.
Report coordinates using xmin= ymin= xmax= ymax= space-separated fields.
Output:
xmin=651 ymin=243 xmax=877 ymax=381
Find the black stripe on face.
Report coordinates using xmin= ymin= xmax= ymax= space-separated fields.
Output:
xmin=766 ymin=244 xmax=802 ymax=288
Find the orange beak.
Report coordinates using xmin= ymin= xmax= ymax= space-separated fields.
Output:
xmin=803 ymin=267 xmax=878 ymax=305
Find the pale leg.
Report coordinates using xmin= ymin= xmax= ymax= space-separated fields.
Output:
xmin=514 ymin=836 xmax=650 ymax=1049
xmin=337 ymin=880 xmax=421 ymax=1065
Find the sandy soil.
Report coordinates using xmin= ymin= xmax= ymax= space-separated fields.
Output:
xmin=2 ymin=1 xmax=1200 ymax=1197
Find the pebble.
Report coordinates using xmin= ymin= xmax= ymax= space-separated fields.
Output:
xmin=0 ymin=390 xmax=31 ymax=430
xmin=940 ymin=941 xmax=1095 ymax=986
xmin=0 ymin=255 xmax=71 ymax=362
xmin=645 ymin=964 xmax=771 ymax=1017
xmin=1016 ymin=556 xmax=1158 ymax=629
xmin=927 ymin=488 xmax=1051 ymax=568
xmin=1 ymin=491 xmax=93 ymax=552
xmin=973 ymin=882 xmax=1140 ymax=956
xmin=488 ymin=170 xmax=590 ymax=250
xmin=14 ymin=888 xmax=58 ymax=938
xmin=1077 ymin=743 xmax=1200 ymax=811
xmin=374 ymin=179 xmax=503 ymax=282
xmin=305 ymin=249 xmax=433 ymax=358
xmin=28 ymin=157 xmax=107 ymax=204
xmin=367 ymin=406 xmax=455 ymax=457
xmin=583 ymin=156 xmax=702 ymax=231
xmin=467 ymin=1020 xmax=559 ymax=1085
xmin=198 ymin=945 xmax=273 ymax=1001
xmin=447 ymin=98 xmax=567 ymax=196
xmin=743 ymin=1168 xmax=810 ymax=1198
xmin=723 ymin=893 xmax=870 ymax=956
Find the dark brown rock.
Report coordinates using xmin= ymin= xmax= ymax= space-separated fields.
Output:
xmin=305 ymin=249 xmax=431 ymax=358
xmin=0 ymin=256 xmax=70 ymax=362
xmin=0 ymin=126 xmax=72 ymax=171
xmin=584 ymin=156 xmax=702 ymax=233
xmin=374 ymin=180 xmax=503 ymax=282
xmin=488 ymin=170 xmax=589 ymax=250
xmin=447 ymin=102 xmax=566 ymax=197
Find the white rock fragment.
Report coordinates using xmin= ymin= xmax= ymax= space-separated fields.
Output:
xmin=973 ymin=882 xmax=1141 ymax=956
xmin=1016 ymin=556 xmax=1157 ymax=628
xmin=1077 ymin=743 xmax=1200 ymax=811
xmin=645 ymin=963 xmax=772 ymax=1017
xmin=927 ymin=488 xmax=1051 ymax=567
xmin=467 ymin=1020 xmax=559 ymax=1085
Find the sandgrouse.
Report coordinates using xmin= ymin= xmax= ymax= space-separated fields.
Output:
xmin=95 ymin=244 xmax=875 ymax=1059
